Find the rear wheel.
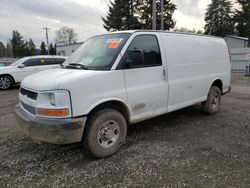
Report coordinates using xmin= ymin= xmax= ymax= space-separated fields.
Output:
xmin=0 ymin=76 xmax=13 ymax=90
xmin=202 ymin=86 xmax=221 ymax=114
xmin=83 ymin=109 xmax=127 ymax=158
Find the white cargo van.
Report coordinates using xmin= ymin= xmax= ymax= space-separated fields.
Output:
xmin=15 ymin=31 xmax=231 ymax=158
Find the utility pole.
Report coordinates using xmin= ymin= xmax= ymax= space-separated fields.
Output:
xmin=152 ymin=0 xmax=156 ymax=30
xmin=42 ymin=27 xmax=50 ymax=55
xmin=161 ymin=0 xmax=164 ymax=30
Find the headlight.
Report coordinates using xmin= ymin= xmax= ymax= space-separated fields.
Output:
xmin=36 ymin=90 xmax=71 ymax=118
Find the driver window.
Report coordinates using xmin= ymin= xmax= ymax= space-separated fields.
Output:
xmin=125 ymin=35 xmax=162 ymax=68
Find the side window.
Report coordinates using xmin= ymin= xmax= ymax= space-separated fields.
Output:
xmin=39 ymin=59 xmax=47 ymax=65
xmin=56 ymin=58 xmax=66 ymax=64
xmin=124 ymin=35 xmax=162 ymax=68
xmin=43 ymin=58 xmax=55 ymax=65
xmin=23 ymin=59 xmax=41 ymax=67
xmin=41 ymin=58 xmax=65 ymax=65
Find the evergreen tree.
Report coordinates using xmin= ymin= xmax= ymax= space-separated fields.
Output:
xmin=102 ymin=0 xmax=141 ymax=31
xmin=234 ymin=0 xmax=250 ymax=46
xmin=49 ymin=43 xmax=56 ymax=55
xmin=102 ymin=0 xmax=176 ymax=31
xmin=136 ymin=0 xmax=176 ymax=30
xmin=54 ymin=44 xmax=57 ymax=55
xmin=28 ymin=39 xmax=36 ymax=55
xmin=10 ymin=30 xmax=26 ymax=57
xmin=23 ymin=40 xmax=30 ymax=56
xmin=40 ymin=42 xmax=47 ymax=55
xmin=0 ymin=42 xmax=5 ymax=57
xmin=204 ymin=0 xmax=234 ymax=37
xmin=6 ymin=42 xmax=13 ymax=57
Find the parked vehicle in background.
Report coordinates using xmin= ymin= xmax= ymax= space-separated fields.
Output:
xmin=15 ymin=30 xmax=231 ymax=158
xmin=0 ymin=62 xmax=6 ymax=67
xmin=0 ymin=55 xmax=66 ymax=90
xmin=0 ymin=58 xmax=18 ymax=66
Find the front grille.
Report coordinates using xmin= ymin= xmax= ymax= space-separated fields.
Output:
xmin=21 ymin=102 xmax=36 ymax=115
xmin=20 ymin=87 xmax=38 ymax=100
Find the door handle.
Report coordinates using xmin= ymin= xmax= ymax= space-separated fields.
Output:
xmin=162 ymin=68 xmax=167 ymax=80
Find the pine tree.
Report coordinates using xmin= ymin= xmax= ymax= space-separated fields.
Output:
xmin=49 ymin=43 xmax=55 ymax=55
xmin=10 ymin=30 xmax=26 ymax=57
xmin=136 ymin=0 xmax=176 ymax=30
xmin=28 ymin=39 xmax=36 ymax=55
xmin=102 ymin=0 xmax=176 ymax=31
xmin=234 ymin=0 xmax=250 ymax=46
xmin=54 ymin=44 xmax=57 ymax=55
xmin=204 ymin=0 xmax=235 ymax=37
xmin=40 ymin=42 xmax=47 ymax=55
xmin=102 ymin=0 xmax=141 ymax=31
xmin=6 ymin=42 xmax=13 ymax=57
xmin=0 ymin=42 xmax=5 ymax=57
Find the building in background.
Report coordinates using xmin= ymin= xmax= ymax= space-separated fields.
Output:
xmin=224 ymin=35 xmax=249 ymax=49
xmin=224 ymin=36 xmax=250 ymax=72
xmin=56 ymin=42 xmax=84 ymax=56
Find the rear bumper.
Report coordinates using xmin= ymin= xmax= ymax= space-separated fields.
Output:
xmin=15 ymin=104 xmax=87 ymax=144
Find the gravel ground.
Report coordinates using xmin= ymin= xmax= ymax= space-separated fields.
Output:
xmin=0 ymin=73 xmax=249 ymax=187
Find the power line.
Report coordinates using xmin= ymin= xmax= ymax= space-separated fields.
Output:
xmin=42 ymin=27 xmax=50 ymax=55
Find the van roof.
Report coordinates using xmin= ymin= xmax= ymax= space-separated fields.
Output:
xmin=112 ymin=30 xmax=223 ymax=39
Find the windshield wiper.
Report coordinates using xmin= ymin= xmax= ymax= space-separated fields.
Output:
xmin=64 ymin=63 xmax=88 ymax=70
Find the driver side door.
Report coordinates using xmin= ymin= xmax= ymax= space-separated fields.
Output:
xmin=122 ymin=34 xmax=168 ymax=123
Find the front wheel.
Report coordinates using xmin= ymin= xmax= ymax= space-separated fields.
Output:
xmin=83 ymin=109 xmax=127 ymax=158
xmin=202 ymin=86 xmax=221 ymax=114
xmin=0 ymin=76 xmax=13 ymax=90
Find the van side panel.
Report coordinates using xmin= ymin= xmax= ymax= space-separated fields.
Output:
xmin=162 ymin=33 xmax=231 ymax=112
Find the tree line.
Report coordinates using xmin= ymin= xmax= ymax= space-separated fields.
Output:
xmin=0 ymin=26 xmax=78 ymax=58
xmin=102 ymin=0 xmax=176 ymax=31
xmin=103 ymin=0 xmax=250 ymax=44
xmin=1 ymin=0 xmax=249 ymax=58
xmin=0 ymin=30 xmax=57 ymax=58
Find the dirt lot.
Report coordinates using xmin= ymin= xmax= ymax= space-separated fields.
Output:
xmin=0 ymin=73 xmax=249 ymax=187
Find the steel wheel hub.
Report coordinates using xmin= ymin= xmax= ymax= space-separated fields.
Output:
xmin=212 ymin=93 xmax=219 ymax=107
xmin=97 ymin=120 xmax=120 ymax=149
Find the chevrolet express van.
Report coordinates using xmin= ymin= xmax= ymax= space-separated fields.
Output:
xmin=15 ymin=31 xmax=231 ymax=158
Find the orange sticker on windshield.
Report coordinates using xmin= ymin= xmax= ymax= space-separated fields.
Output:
xmin=109 ymin=41 xmax=121 ymax=49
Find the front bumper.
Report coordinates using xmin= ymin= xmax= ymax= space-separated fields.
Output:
xmin=15 ymin=104 xmax=87 ymax=144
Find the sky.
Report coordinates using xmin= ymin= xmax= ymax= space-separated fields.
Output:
xmin=0 ymin=0 xmax=231 ymax=46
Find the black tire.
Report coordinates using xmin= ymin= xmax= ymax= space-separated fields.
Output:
xmin=83 ymin=109 xmax=127 ymax=158
xmin=202 ymin=86 xmax=221 ymax=114
xmin=0 ymin=75 xmax=13 ymax=90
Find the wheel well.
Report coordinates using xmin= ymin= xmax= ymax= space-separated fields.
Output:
xmin=88 ymin=100 xmax=130 ymax=124
xmin=212 ymin=79 xmax=223 ymax=93
xmin=0 ymin=74 xmax=15 ymax=84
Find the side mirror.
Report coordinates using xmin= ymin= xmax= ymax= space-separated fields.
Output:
xmin=18 ymin=64 xmax=25 ymax=68
xmin=123 ymin=49 xmax=144 ymax=69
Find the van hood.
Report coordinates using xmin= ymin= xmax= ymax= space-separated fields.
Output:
xmin=21 ymin=68 xmax=103 ymax=91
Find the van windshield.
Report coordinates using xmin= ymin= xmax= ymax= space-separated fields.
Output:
xmin=63 ymin=33 xmax=131 ymax=70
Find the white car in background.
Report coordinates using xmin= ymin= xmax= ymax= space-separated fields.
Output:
xmin=0 ymin=55 xmax=67 ymax=90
